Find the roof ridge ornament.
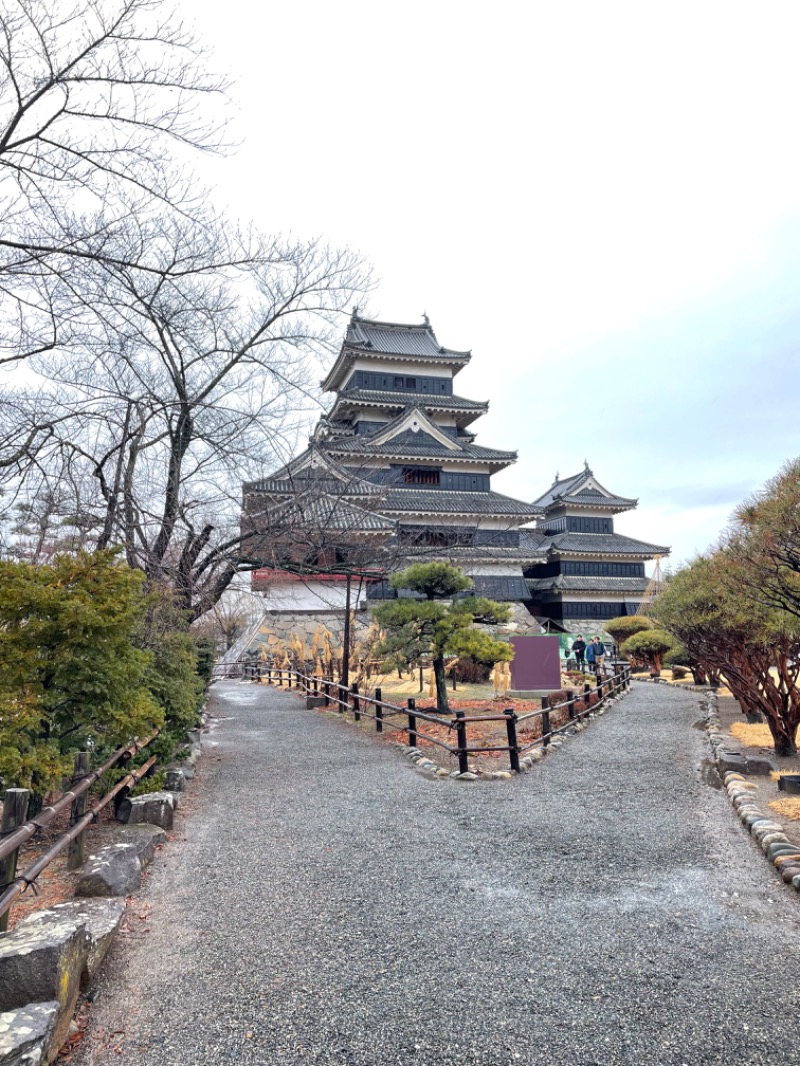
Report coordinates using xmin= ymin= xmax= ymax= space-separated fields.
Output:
xmin=422 ymin=311 xmax=430 ymax=326
xmin=584 ymin=459 xmax=593 ymax=475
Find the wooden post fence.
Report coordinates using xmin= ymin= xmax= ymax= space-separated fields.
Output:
xmin=407 ymin=698 xmax=418 ymax=748
xmin=375 ymin=688 xmax=383 ymax=733
xmin=504 ymin=709 xmax=520 ymax=773
xmin=67 ymin=752 xmax=91 ymax=871
xmin=351 ymin=683 xmax=360 ymax=722
xmin=455 ymin=711 xmax=469 ymax=774
xmin=0 ymin=789 xmax=30 ymax=933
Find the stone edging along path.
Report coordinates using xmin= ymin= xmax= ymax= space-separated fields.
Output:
xmin=301 ymin=685 xmax=632 ymax=782
xmin=0 ymin=713 xmax=210 ymax=1065
xmin=702 ymin=691 xmax=800 ymax=894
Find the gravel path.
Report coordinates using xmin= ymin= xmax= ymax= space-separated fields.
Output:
xmin=76 ymin=682 xmax=800 ymax=1066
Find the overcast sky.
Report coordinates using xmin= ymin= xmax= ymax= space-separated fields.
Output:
xmin=179 ymin=0 xmax=800 ymax=570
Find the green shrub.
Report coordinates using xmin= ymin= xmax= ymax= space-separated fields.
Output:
xmin=621 ymin=629 xmax=676 ymax=673
xmin=671 ymin=666 xmax=688 ymax=680
xmin=663 ymin=643 xmax=691 ymax=667
xmin=0 ymin=552 xmax=162 ymax=794
xmin=604 ymin=616 xmax=655 ymax=646
xmin=129 ymin=769 xmax=167 ymax=797
xmin=136 ymin=585 xmax=207 ymax=762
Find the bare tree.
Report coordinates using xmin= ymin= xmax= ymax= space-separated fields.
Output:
xmin=0 ymin=213 xmax=371 ymax=617
xmin=0 ymin=0 xmax=230 ymax=364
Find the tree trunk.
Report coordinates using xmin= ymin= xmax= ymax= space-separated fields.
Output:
xmin=433 ymin=654 xmax=449 ymax=714
xmin=765 ymin=715 xmax=798 ymax=756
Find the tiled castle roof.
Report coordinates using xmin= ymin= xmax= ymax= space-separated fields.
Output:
xmin=382 ymin=487 xmax=541 ymax=518
xmin=528 ymin=575 xmax=651 ymax=593
xmin=533 ymin=467 xmax=637 ymax=513
xmin=323 ymin=435 xmax=516 ymax=464
xmin=344 ymin=315 xmax=470 ymax=359
xmin=322 ymin=314 xmax=471 ymax=391
xmin=534 ymin=531 xmax=669 ymax=557
xmin=332 ymin=388 xmax=487 ymax=415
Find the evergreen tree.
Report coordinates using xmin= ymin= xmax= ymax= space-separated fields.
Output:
xmin=0 ymin=551 xmax=162 ymax=793
xmin=373 ymin=563 xmax=512 ymax=713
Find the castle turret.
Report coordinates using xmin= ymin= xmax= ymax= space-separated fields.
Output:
xmin=524 ymin=464 xmax=669 ymax=627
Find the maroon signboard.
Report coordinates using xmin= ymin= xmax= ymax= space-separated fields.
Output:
xmin=509 ymin=635 xmax=562 ymax=693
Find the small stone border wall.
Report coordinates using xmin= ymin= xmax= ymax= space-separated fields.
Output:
xmin=0 ymin=713 xmax=208 ymax=1064
xmin=702 ymin=692 xmax=800 ymax=894
xmin=396 ymin=689 xmax=630 ymax=782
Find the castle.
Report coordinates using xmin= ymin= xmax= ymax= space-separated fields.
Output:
xmin=240 ymin=313 xmax=667 ymax=648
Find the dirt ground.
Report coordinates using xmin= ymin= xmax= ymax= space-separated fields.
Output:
xmin=295 ymin=679 xmax=587 ymax=775
xmin=713 ymin=693 xmax=800 ymax=837
xmin=5 ymin=806 xmax=123 ymax=931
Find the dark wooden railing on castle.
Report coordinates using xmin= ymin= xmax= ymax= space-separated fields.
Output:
xmin=224 ymin=660 xmax=631 ymax=776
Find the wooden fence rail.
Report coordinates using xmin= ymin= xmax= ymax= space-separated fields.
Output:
xmin=0 ymin=729 xmax=160 ymax=928
xmin=229 ymin=657 xmax=631 ymax=776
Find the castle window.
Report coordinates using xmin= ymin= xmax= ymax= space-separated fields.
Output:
xmin=402 ymin=466 xmax=440 ymax=485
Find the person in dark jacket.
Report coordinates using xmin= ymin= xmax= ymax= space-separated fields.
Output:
xmin=571 ymin=636 xmax=586 ymax=669
xmin=585 ymin=639 xmax=596 ymax=669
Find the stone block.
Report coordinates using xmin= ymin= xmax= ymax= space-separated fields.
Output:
xmin=716 ymin=750 xmax=748 ymax=774
xmin=18 ymin=899 xmax=124 ymax=982
xmin=75 ymin=843 xmax=142 ymax=897
xmin=760 ymin=832 xmax=789 ymax=852
xmin=0 ymin=1001 xmax=60 ymax=1066
xmin=185 ymin=746 xmax=202 ymax=767
xmin=305 ymin=696 xmax=327 ymax=708
xmin=117 ymin=791 xmax=175 ymax=830
xmin=114 ymin=824 xmax=167 ymax=867
xmin=163 ymin=768 xmax=185 ymax=792
xmin=0 ymin=917 xmax=88 ymax=1014
xmin=745 ymin=754 xmax=777 ymax=776
xmin=753 ymin=822 xmax=784 ymax=840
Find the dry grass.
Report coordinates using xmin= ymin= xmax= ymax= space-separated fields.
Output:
xmin=768 ymin=797 xmax=800 ymax=821
xmin=730 ymin=722 xmax=775 ymax=748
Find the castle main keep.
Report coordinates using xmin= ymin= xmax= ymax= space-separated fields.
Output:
xmin=241 ymin=313 xmax=667 ymax=647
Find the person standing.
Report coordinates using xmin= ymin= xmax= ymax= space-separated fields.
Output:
xmin=585 ymin=639 xmax=596 ymax=671
xmin=593 ymin=637 xmax=606 ymax=675
xmin=571 ymin=635 xmax=586 ymax=670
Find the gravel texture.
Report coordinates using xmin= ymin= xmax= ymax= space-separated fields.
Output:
xmin=76 ymin=681 xmax=800 ymax=1066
